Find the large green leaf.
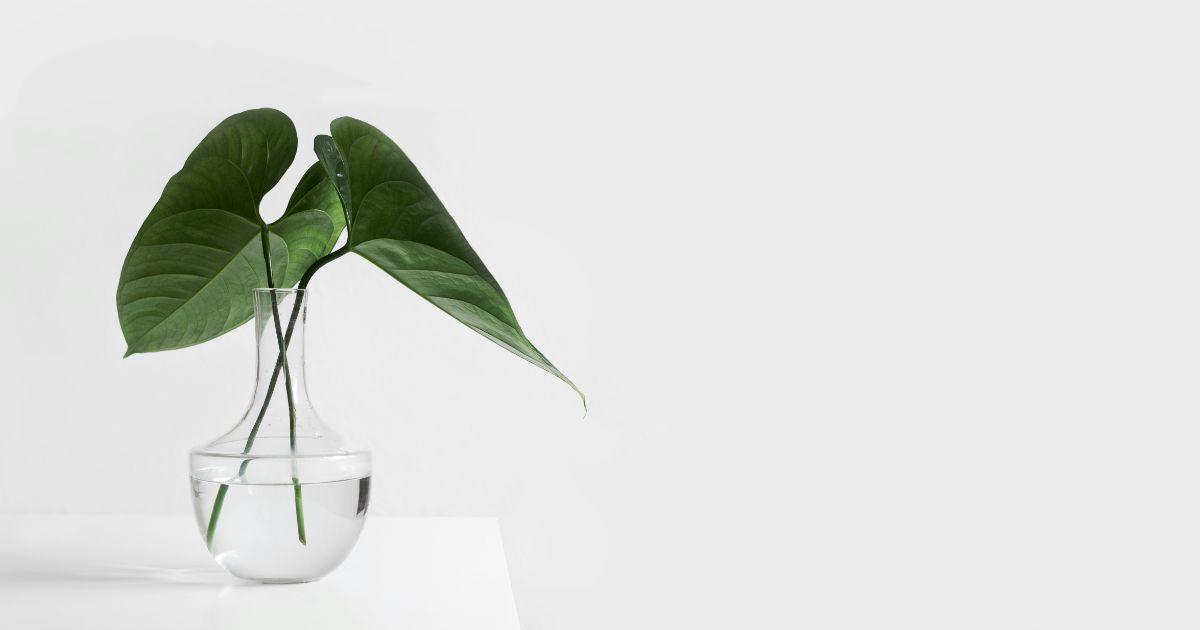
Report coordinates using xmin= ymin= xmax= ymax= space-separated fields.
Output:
xmin=118 ymin=110 xmax=344 ymax=356
xmin=117 ymin=157 xmax=290 ymax=355
xmin=328 ymin=117 xmax=583 ymax=404
xmin=186 ymin=108 xmax=297 ymax=203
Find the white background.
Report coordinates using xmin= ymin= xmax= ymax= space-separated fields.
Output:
xmin=1 ymin=1 xmax=1197 ymax=628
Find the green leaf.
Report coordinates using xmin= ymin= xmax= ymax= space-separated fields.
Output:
xmin=272 ymin=210 xmax=337 ymax=288
xmin=285 ymin=161 xmax=344 ymax=227
xmin=118 ymin=110 xmax=344 ymax=356
xmin=185 ymin=108 xmax=297 ymax=204
xmin=329 ymin=117 xmax=584 ymax=405
xmin=314 ymin=135 xmax=352 ymax=227
xmin=117 ymin=157 xmax=290 ymax=355
xmin=279 ymin=161 xmax=347 ymax=285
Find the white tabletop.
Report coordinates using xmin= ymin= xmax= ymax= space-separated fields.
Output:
xmin=0 ymin=515 xmax=521 ymax=629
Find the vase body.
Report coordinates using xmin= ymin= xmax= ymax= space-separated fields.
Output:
xmin=189 ymin=289 xmax=371 ymax=583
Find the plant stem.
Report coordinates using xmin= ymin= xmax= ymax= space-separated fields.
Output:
xmin=205 ymin=484 xmax=229 ymax=546
xmin=267 ymin=279 xmax=306 ymax=545
xmin=205 ymin=246 xmax=348 ymax=549
xmin=293 ymin=477 xmax=307 ymax=545
xmin=260 ymin=229 xmax=307 ymax=545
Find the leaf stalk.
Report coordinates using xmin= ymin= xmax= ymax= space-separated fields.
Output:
xmin=203 ymin=242 xmax=348 ymax=549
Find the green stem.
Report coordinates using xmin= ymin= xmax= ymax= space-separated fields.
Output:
xmin=204 ymin=243 xmax=347 ymax=549
xmin=258 ymin=232 xmax=306 ymax=545
xmin=205 ymin=484 xmax=229 ymax=546
xmin=293 ymin=477 xmax=307 ymax=545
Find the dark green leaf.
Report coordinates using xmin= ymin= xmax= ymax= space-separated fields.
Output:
xmin=117 ymin=157 xmax=290 ymax=355
xmin=185 ymin=108 xmax=297 ymax=204
xmin=272 ymin=210 xmax=337 ymax=288
xmin=118 ymin=110 xmax=344 ymax=356
xmin=314 ymin=135 xmax=352 ymax=227
xmin=330 ymin=117 xmax=584 ymax=405
xmin=285 ymin=162 xmax=343 ymax=225
xmin=268 ymin=167 xmax=343 ymax=290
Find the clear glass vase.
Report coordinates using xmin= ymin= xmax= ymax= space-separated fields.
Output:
xmin=189 ymin=288 xmax=371 ymax=583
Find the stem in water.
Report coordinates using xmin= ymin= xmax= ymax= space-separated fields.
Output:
xmin=203 ymin=240 xmax=348 ymax=549
xmin=268 ymin=280 xmax=306 ymax=545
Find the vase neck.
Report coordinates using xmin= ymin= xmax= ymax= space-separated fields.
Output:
xmin=252 ymin=288 xmax=312 ymax=411
xmin=193 ymin=286 xmax=369 ymax=485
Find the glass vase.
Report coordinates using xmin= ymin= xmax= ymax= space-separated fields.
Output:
xmin=189 ymin=288 xmax=371 ymax=583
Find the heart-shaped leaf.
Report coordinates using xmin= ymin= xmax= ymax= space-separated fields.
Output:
xmin=117 ymin=157 xmax=290 ymax=355
xmin=118 ymin=110 xmax=344 ymax=356
xmin=328 ymin=117 xmax=584 ymax=405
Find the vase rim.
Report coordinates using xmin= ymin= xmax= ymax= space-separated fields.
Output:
xmin=252 ymin=287 xmax=306 ymax=294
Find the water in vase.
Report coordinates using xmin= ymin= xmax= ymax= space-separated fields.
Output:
xmin=189 ymin=289 xmax=372 ymax=582
xmin=191 ymin=475 xmax=371 ymax=582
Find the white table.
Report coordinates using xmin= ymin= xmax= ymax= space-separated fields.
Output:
xmin=0 ymin=515 xmax=521 ymax=629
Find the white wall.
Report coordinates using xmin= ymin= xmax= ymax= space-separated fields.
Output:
xmin=2 ymin=1 xmax=1198 ymax=628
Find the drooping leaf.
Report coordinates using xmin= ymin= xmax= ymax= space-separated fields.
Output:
xmin=328 ymin=117 xmax=584 ymax=405
xmin=118 ymin=110 xmax=344 ymax=356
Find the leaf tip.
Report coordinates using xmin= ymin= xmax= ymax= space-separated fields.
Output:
xmin=569 ymin=383 xmax=588 ymax=419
